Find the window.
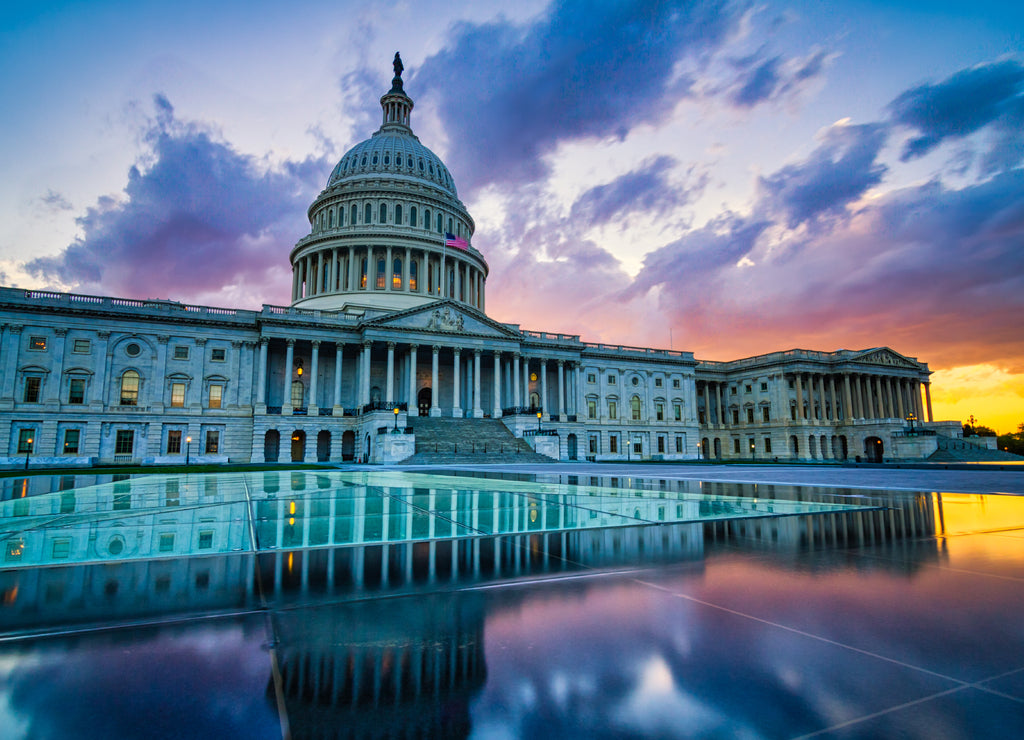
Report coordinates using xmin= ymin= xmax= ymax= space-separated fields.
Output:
xmin=655 ymin=378 xmax=663 ymax=387
xmin=159 ymin=533 xmax=175 ymax=553
xmin=376 ymin=258 xmax=386 ymax=289
xmin=68 ymin=378 xmax=85 ymax=404
xmin=656 ymin=403 xmax=664 ymax=421
xmin=410 ymin=260 xmax=418 ymax=291
xmin=167 ymin=430 xmax=182 ymax=454
xmin=198 ymin=531 xmax=214 ymax=549
xmin=379 ymin=203 xmax=387 ymax=223
xmin=170 ymin=382 xmax=186 ymax=407
xmin=587 ymin=373 xmax=596 ymax=383
xmin=211 ymin=348 xmax=226 ymax=362
xmin=17 ymin=429 xmax=34 ymax=453
xmin=115 ymin=430 xmax=134 ymax=455
xmin=395 ymin=204 xmax=403 ymax=224
xmin=673 ymin=404 xmax=682 ymax=421
xmin=52 ymin=540 xmax=71 ymax=559
xmin=205 ymin=431 xmax=219 ymax=454
xmin=364 ymin=203 xmax=372 ymax=224
xmin=589 ymin=435 xmax=598 ymax=454
xmin=747 ymin=407 xmax=755 ymax=423
xmin=675 ymin=436 xmax=684 ymax=453
xmin=745 ymin=384 xmax=752 ymax=393
xmin=125 ymin=343 xmax=141 ymax=357
xmin=733 ymin=438 xmax=741 ymax=453
xmin=73 ymin=339 xmax=90 ymax=353
xmin=587 ymin=399 xmax=597 ymax=419
xmin=764 ymin=437 xmax=773 ymax=453
xmin=608 ymin=400 xmax=617 ymax=420
xmin=410 ymin=205 xmax=417 ymax=227
xmin=23 ymin=376 xmax=41 ymax=403
xmin=609 ymin=435 xmax=618 ymax=453
xmin=673 ymin=379 xmax=681 ymax=389
xmin=631 ymin=376 xmax=640 ymax=386
xmin=60 ymin=491 xmax=76 ymax=513
xmin=760 ymin=381 xmax=768 ymax=392
xmin=730 ymin=386 xmax=737 ymax=395
xmin=607 ymin=374 xmax=616 ymax=384
xmin=29 ymin=336 xmax=46 ymax=350
xmin=328 ymin=210 xmax=334 ymax=227
xmin=424 ymin=208 xmax=430 ymax=229
xmin=208 ymin=384 xmax=223 ymax=409
xmin=351 ymin=204 xmax=357 ymax=224
xmin=788 ymin=379 xmax=795 ymax=389
xmin=63 ymin=429 xmax=80 ymax=454
xmin=436 ymin=213 xmax=443 ymax=232
xmin=732 ymin=409 xmax=740 ymax=424
xmin=173 ymin=345 xmax=189 ymax=360
xmin=631 ymin=396 xmax=641 ymax=421
xmin=393 ymin=258 xmax=402 ymax=290
xmin=657 ymin=436 xmax=665 ymax=453
xmin=360 ymin=258 xmax=368 ymax=288
xmin=633 ymin=438 xmax=642 ymax=454
xmin=762 ymin=406 xmax=771 ymax=422
xmin=291 ymin=381 xmax=304 ymax=407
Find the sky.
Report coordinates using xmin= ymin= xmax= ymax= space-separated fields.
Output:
xmin=1 ymin=0 xmax=1022 ymax=433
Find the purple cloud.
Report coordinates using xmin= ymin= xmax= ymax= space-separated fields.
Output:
xmin=889 ymin=59 xmax=1024 ymax=166
xmin=27 ymin=95 xmax=326 ymax=307
xmin=728 ymin=49 xmax=829 ymax=108
xmin=568 ymin=156 xmax=703 ymax=227
xmin=413 ymin=0 xmax=740 ymax=194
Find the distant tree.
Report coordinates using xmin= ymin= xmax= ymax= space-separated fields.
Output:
xmin=997 ymin=423 xmax=1024 ymax=456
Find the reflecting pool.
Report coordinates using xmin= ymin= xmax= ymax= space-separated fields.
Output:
xmin=1 ymin=469 xmax=1021 ymax=738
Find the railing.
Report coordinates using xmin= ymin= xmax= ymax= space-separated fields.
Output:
xmin=582 ymin=341 xmax=692 ymax=359
xmin=892 ymin=429 xmax=937 ymax=438
xmin=266 ymin=406 xmax=282 ymax=415
xmin=502 ymin=405 xmax=543 ymax=416
xmin=342 ymin=408 xmax=360 ymax=417
xmin=318 ymin=408 xmax=333 ymax=416
xmin=566 ymin=414 xmax=577 ymax=422
xmin=377 ymin=426 xmax=413 ymax=435
xmin=361 ymin=401 xmax=408 ymax=413
xmin=523 ymin=429 xmax=559 ymax=437
xmin=292 ymin=407 xmax=308 ymax=415
xmin=6 ymin=288 xmax=256 ymax=320
xmin=112 ymin=454 xmax=134 ymax=464
xmin=521 ymin=329 xmax=581 ymax=343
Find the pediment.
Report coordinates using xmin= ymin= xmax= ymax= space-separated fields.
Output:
xmin=852 ymin=348 xmax=921 ymax=369
xmin=365 ymin=300 xmax=520 ymax=339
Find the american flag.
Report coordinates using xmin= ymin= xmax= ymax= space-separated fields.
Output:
xmin=445 ymin=232 xmax=468 ymax=250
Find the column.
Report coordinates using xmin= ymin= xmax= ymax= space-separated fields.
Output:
xmin=896 ymin=378 xmax=905 ymax=419
xmin=794 ymin=374 xmax=804 ymax=421
xmin=333 ymin=343 xmax=344 ymax=411
xmin=348 ymin=247 xmax=357 ymax=291
xmin=557 ymin=360 xmax=566 ymax=418
xmin=714 ymin=382 xmax=723 ymax=425
xmin=925 ymin=381 xmax=933 ymax=422
xmin=702 ymin=382 xmax=711 ymax=425
xmin=256 ymin=339 xmax=269 ymax=411
xmin=404 ymin=247 xmax=411 ymax=294
xmin=430 ymin=346 xmax=440 ymax=417
xmin=473 ymin=351 xmax=482 ymax=418
xmin=408 ymin=345 xmax=418 ymax=415
xmin=291 ymin=264 xmax=299 ymax=301
xmin=282 ymin=339 xmax=295 ymax=412
xmin=843 ymin=374 xmax=853 ymax=423
xmin=385 ymin=342 xmax=395 ymax=404
xmin=385 ymin=246 xmax=393 ymax=292
xmin=361 ymin=341 xmax=372 ymax=408
xmin=828 ymin=376 xmax=838 ymax=422
xmin=574 ymin=364 xmax=582 ymax=417
xmin=309 ymin=340 xmax=320 ymax=412
xmin=316 ymin=252 xmax=324 ymax=294
xmin=452 ymin=349 xmax=461 ymax=416
xmin=540 ymin=360 xmax=548 ymax=415
xmin=817 ymin=375 xmax=827 ymax=420
xmin=492 ymin=351 xmax=502 ymax=418
xmin=512 ymin=352 xmax=521 ymax=407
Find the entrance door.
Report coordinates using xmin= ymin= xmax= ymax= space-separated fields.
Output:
xmin=291 ymin=430 xmax=305 ymax=462
xmin=316 ymin=431 xmax=330 ymax=462
xmin=417 ymin=387 xmax=431 ymax=417
xmin=865 ymin=436 xmax=884 ymax=463
xmin=341 ymin=430 xmax=355 ymax=461
xmin=264 ymin=430 xmax=280 ymax=463
xmin=567 ymin=434 xmax=577 ymax=460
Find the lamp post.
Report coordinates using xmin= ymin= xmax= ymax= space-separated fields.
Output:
xmin=393 ymin=406 xmax=399 ymax=432
xmin=24 ymin=436 xmax=32 ymax=470
xmin=537 ymin=411 xmax=542 ymax=432
xmin=185 ymin=435 xmax=192 ymax=466
xmin=906 ymin=413 xmax=917 ymax=434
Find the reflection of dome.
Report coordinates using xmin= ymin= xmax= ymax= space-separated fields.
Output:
xmin=290 ymin=53 xmax=486 ymax=315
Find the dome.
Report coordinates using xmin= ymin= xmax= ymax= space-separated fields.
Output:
xmin=326 ymin=132 xmax=458 ymax=198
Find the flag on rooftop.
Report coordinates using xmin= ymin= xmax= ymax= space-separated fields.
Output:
xmin=445 ymin=232 xmax=468 ymax=250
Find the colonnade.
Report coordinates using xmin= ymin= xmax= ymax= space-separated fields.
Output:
xmin=291 ymin=244 xmax=485 ymax=312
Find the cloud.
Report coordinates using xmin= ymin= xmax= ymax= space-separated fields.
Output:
xmin=888 ymin=59 xmax=1024 ymax=167
xmin=414 ymin=0 xmax=741 ymax=194
xmin=26 ymin=95 xmax=326 ymax=307
xmin=759 ymin=122 xmax=888 ymax=228
xmin=38 ymin=189 xmax=73 ymax=212
xmin=568 ymin=156 xmax=702 ymax=228
xmin=729 ymin=48 xmax=830 ymax=108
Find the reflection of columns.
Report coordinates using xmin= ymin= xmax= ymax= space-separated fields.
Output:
xmin=540 ymin=359 xmax=548 ymax=414
xmin=492 ymin=352 xmax=502 ymax=418
xmin=361 ymin=341 xmax=372 ymax=408
xmin=385 ymin=342 xmax=395 ymax=404
xmin=333 ymin=343 xmax=343 ymax=410
xmin=256 ymin=338 xmax=268 ymax=410
xmin=925 ymin=381 xmax=933 ymax=422
xmin=843 ymin=374 xmax=853 ymax=422
xmin=557 ymin=360 xmax=565 ymax=417
xmin=473 ymin=350 xmax=482 ymax=418
xmin=430 ymin=346 xmax=440 ymax=417
xmin=452 ymin=349 xmax=461 ymax=416
xmin=794 ymin=374 xmax=804 ymax=421
xmin=408 ymin=345 xmax=418 ymax=415
xmin=283 ymin=339 xmax=295 ymax=412
xmin=512 ymin=352 xmax=521 ymax=407
xmin=309 ymin=340 xmax=320 ymax=411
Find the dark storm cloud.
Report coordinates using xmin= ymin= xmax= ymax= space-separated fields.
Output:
xmin=27 ymin=95 xmax=326 ymax=305
xmin=568 ymin=156 xmax=702 ymax=227
xmin=414 ymin=0 xmax=741 ymax=194
xmin=759 ymin=122 xmax=888 ymax=228
xmin=889 ymin=59 xmax=1024 ymax=165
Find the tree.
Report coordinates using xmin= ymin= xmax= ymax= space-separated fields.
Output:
xmin=997 ymin=423 xmax=1024 ymax=456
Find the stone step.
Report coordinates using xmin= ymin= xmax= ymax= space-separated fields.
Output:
xmin=401 ymin=416 xmax=555 ymax=464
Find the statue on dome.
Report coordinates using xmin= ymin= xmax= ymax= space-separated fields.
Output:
xmin=393 ymin=52 xmax=403 ymax=79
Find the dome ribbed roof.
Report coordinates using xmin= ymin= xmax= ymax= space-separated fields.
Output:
xmin=326 ymin=132 xmax=458 ymax=197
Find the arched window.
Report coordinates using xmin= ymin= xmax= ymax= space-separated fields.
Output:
xmin=448 ymin=217 xmax=453 ymax=234
xmin=448 ymin=268 xmax=455 ymax=298
xmin=395 ymin=203 xmax=403 ymax=225
xmin=360 ymin=258 xmax=367 ymax=288
xmin=351 ymin=204 xmax=357 ymax=225
xmin=364 ymin=203 xmax=372 ymax=224
xmin=424 ymin=208 xmax=430 ymax=229
xmin=120 ymin=370 xmax=140 ymax=406
xmin=393 ymin=258 xmax=402 ymax=290
xmin=376 ymin=258 xmax=386 ymax=289
xmin=410 ymin=206 xmax=417 ymax=228
xmin=631 ymin=395 xmax=642 ymax=420
xmin=338 ymin=207 xmax=344 ymax=227
xmin=436 ymin=213 xmax=443 ymax=233
xmin=409 ymin=260 xmax=418 ymax=291
xmin=328 ymin=210 xmax=334 ymax=227
xmin=291 ymin=381 xmax=304 ymax=407
xmin=379 ymin=203 xmax=387 ymax=223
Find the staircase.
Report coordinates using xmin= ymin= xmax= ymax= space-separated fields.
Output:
xmin=399 ymin=417 xmax=556 ymax=465
xmin=927 ymin=434 xmax=1022 ymax=463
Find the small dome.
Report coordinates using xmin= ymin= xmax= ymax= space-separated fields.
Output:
xmin=327 ymin=132 xmax=458 ymax=197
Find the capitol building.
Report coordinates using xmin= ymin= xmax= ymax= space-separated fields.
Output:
xmin=0 ymin=56 xmax=952 ymax=467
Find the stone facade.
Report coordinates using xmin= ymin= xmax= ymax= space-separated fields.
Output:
xmin=0 ymin=58 xmax=945 ymax=467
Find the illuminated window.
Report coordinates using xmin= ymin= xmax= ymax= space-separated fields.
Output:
xmin=63 ymin=429 xmax=80 ymax=454
xmin=170 ymin=382 xmax=185 ymax=407
xmin=29 ymin=336 xmax=46 ymax=350
xmin=209 ymin=384 xmax=223 ymax=409
xmin=23 ymin=376 xmax=41 ymax=403
xmin=68 ymin=378 xmax=85 ymax=404
xmin=17 ymin=429 xmax=34 ymax=453
xmin=409 ymin=260 xmax=418 ymax=291
xmin=393 ymin=258 xmax=402 ymax=290
xmin=205 ymin=431 xmax=219 ymax=454
xmin=360 ymin=258 xmax=368 ymax=288
xmin=376 ymin=258 xmax=386 ymax=289
xmin=167 ymin=430 xmax=182 ymax=454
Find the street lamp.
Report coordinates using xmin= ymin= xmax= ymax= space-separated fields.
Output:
xmin=23 ymin=436 xmax=32 ymax=470
xmin=537 ymin=411 xmax=542 ymax=432
xmin=185 ymin=435 xmax=192 ymax=466
xmin=393 ymin=406 xmax=400 ymax=432
xmin=906 ymin=413 xmax=917 ymax=434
